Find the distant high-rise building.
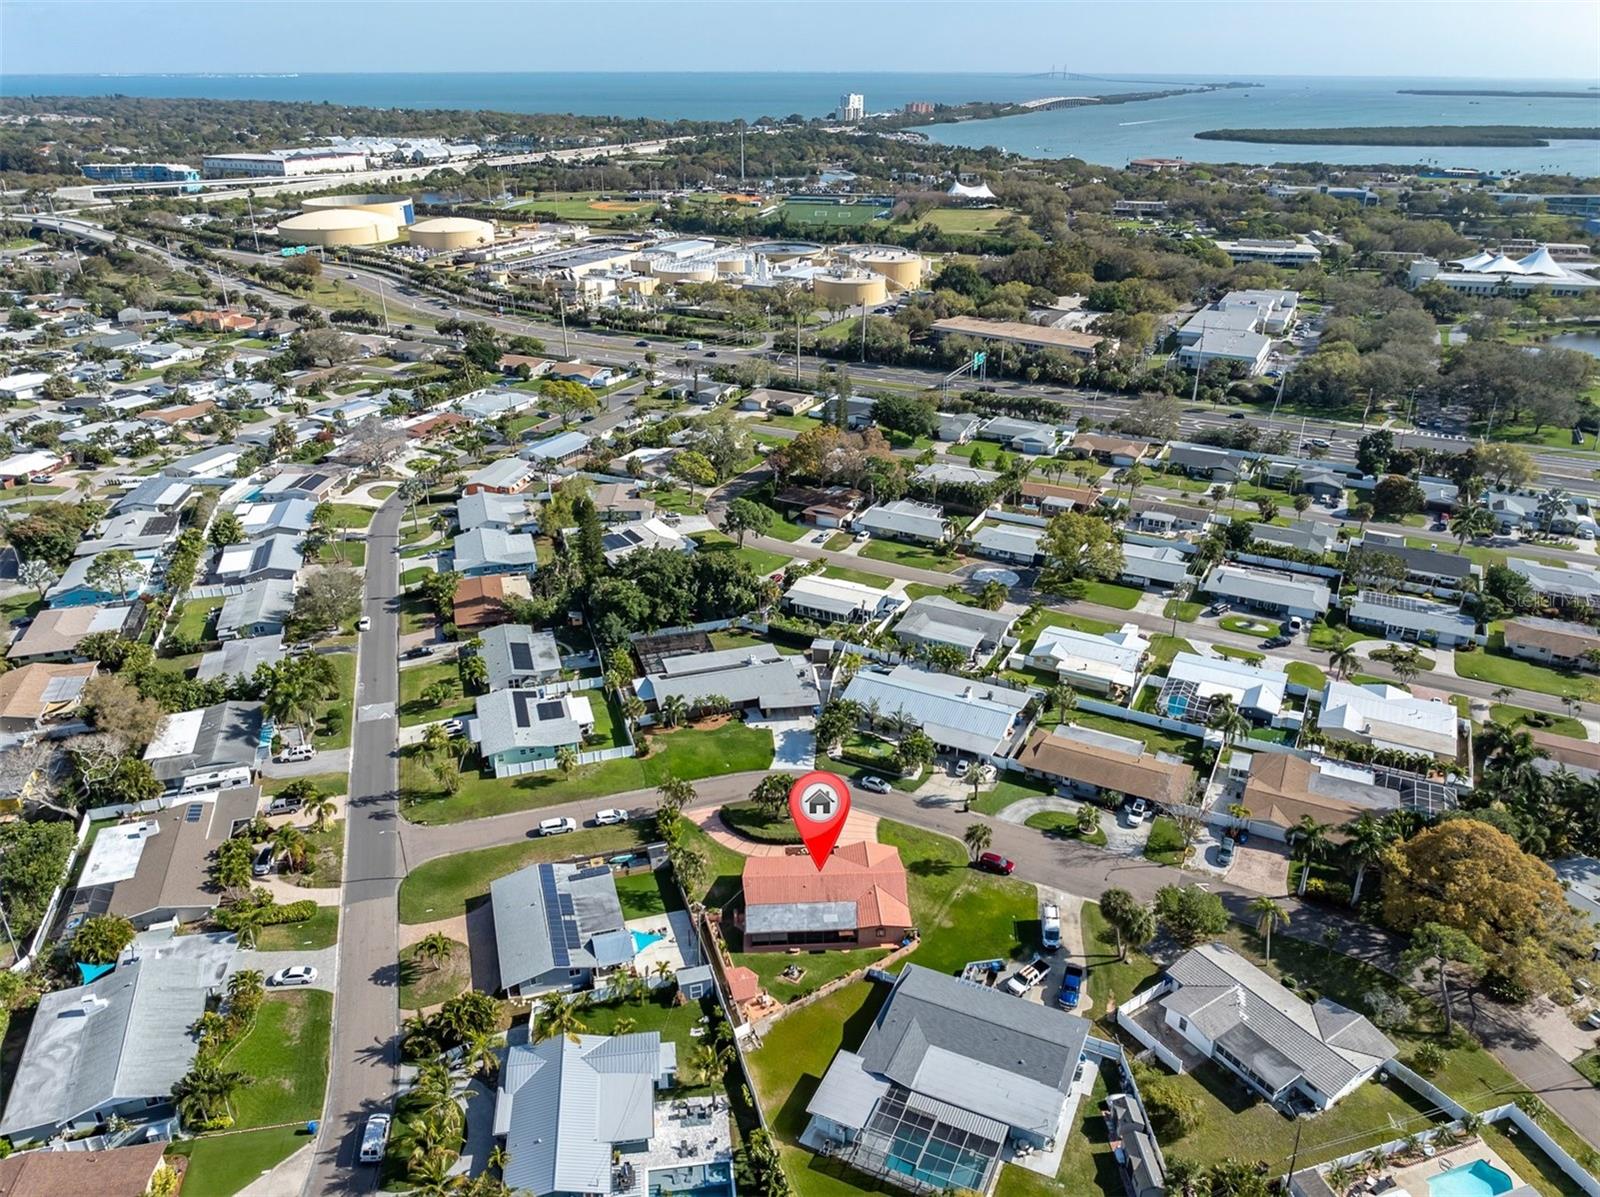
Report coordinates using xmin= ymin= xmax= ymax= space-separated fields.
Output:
xmin=839 ymin=93 xmax=866 ymax=122
xmin=903 ymin=101 xmax=934 ymax=115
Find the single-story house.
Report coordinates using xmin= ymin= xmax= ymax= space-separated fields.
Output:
xmin=1068 ymin=432 xmax=1149 ymax=466
xmin=840 ymin=665 xmax=1029 ymax=759
xmin=854 ymin=499 xmax=948 ymax=544
xmin=47 ymin=552 xmax=151 ymax=608
xmin=893 ymin=596 xmax=1015 ymax=662
xmin=1504 ymin=616 xmax=1600 ymax=669
xmin=936 ymin=411 xmax=980 ymax=443
xmin=1238 ymin=752 xmax=1452 ymax=835
xmin=740 ymin=842 xmax=912 ymax=952
xmin=772 ymin=484 xmax=863 ymax=528
xmin=1346 ymin=591 xmax=1477 ymax=648
xmin=216 ymin=577 xmax=295 ymax=641
xmin=0 ymin=661 xmax=96 ymax=732
xmin=489 ymin=860 xmax=632 ymax=997
xmin=1252 ymin=519 xmax=1337 ymax=556
xmin=0 ymin=1142 xmax=172 ymax=1197
xmin=495 ymin=1031 xmax=677 ymax=1197
xmin=75 ymin=511 xmax=182 ymax=558
xmin=1201 ymin=564 xmax=1330 ymax=620
xmin=454 ymin=528 xmax=540 ymax=576
xmin=636 ymin=644 xmax=820 ymax=720
xmin=783 ymin=574 xmax=902 ymax=625
xmin=142 ymin=701 xmax=263 ymax=792
xmin=168 ymin=444 xmax=244 ymax=480
xmin=968 ymin=520 xmax=1046 ymax=566
xmin=1120 ymin=540 xmax=1193 ymax=589
xmin=70 ymin=787 xmax=260 ymax=928
xmin=459 ymin=389 xmax=538 ymax=421
xmin=113 ymin=476 xmax=193 ymax=515
xmin=1356 ymin=533 xmax=1472 ymax=593
xmin=464 ymin=456 xmax=540 ymax=496
xmin=803 ymin=965 xmax=1090 ymax=1195
xmin=1024 ymin=623 xmax=1149 ymax=694
xmin=479 ymin=624 xmax=564 ymax=691
xmin=1317 ymin=680 xmax=1460 ymax=761
xmin=497 ymin=352 xmax=553 ymax=378
xmin=256 ymin=469 xmax=347 ymax=503
xmin=1166 ymin=444 xmax=1250 ymax=482
xmin=1532 ymin=733 xmax=1600 ymax=784
xmin=235 ymin=497 xmax=316 ymax=539
xmin=1016 ymin=726 xmax=1195 ymax=806
xmin=1139 ymin=942 xmax=1396 ymax=1112
xmin=474 ymin=689 xmax=594 ymax=778
xmin=453 ymin=574 xmax=533 ymax=632
xmin=457 ymin=491 xmax=528 ymax=533
xmin=600 ymin=517 xmax=695 ymax=564
xmin=914 ymin=461 xmax=1001 ymax=490
xmin=213 ymin=535 xmax=303 ymax=585
xmin=1020 ymin=480 xmax=1104 ymax=516
xmin=1159 ymin=652 xmax=1288 ymax=722
xmin=1127 ymin=498 xmax=1214 ymax=537
xmin=1508 ymin=558 xmax=1600 ymax=610
xmin=523 ymin=430 xmax=591 ymax=466
xmin=594 ymin=482 xmax=656 ymax=525
xmin=978 ymin=415 xmax=1060 ymax=456
xmin=0 ymin=931 xmax=235 ymax=1145
xmin=7 ymin=604 xmax=134 ymax=663
xmin=0 ymin=450 xmax=64 ymax=486
xmin=548 ymin=361 xmax=615 ymax=388
xmin=197 ymin=633 xmax=285 ymax=682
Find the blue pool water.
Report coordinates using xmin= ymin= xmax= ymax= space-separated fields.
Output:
xmin=648 ymin=1160 xmax=733 ymax=1197
xmin=631 ymin=929 xmax=665 ymax=953
xmin=1428 ymin=1160 xmax=1515 ymax=1197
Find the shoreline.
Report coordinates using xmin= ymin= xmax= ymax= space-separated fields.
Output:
xmin=868 ymin=81 xmax=1259 ymax=134
xmin=1194 ymin=124 xmax=1600 ymax=147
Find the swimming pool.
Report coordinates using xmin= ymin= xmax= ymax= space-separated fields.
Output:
xmin=1428 ymin=1160 xmax=1515 ymax=1197
xmin=632 ymin=929 xmax=665 ymax=953
xmin=648 ymin=1160 xmax=733 ymax=1197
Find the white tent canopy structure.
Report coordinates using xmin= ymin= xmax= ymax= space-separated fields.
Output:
xmin=947 ymin=179 xmax=996 ymax=201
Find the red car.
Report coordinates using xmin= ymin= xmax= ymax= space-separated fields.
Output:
xmin=976 ymin=851 xmax=1015 ymax=875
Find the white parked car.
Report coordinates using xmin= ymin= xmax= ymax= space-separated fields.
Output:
xmin=539 ymin=817 xmax=578 ymax=837
xmin=1125 ymin=798 xmax=1150 ymax=827
xmin=857 ymin=775 xmax=891 ymax=794
xmin=268 ymin=966 xmax=318 ymax=987
xmin=593 ymin=808 xmax=628 ymax=826
xmin=360 ymin=1113 xmax=391 ymax=1163
xmin=357 ymin=616 xmax=372 ymax=631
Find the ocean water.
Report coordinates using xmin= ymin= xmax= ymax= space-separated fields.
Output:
xmin=4 ymin=71 xmax=1598 ymax=173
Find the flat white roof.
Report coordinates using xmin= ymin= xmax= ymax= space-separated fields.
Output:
xmin=79 ymin=819 xmax=161 ymax=887
xmin=144 ymin=708 xmax=205 ymax=761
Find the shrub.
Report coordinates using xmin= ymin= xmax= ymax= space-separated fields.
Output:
xmin=1411 ymin=1042 xmax=1446 ymax=1075
xmin=257 ymin=899 xmax=317 ymax=926
xmin=1140 ymin=1075 xmax=1202 ymax=1137
xmin=1303 ymin=877 xmax=1354 ymax=906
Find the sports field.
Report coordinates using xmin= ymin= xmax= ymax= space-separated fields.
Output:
xmin=506 ymin=192 xmax=657 ymax=223
xmin=780 ymin=200 xmax=888 ymax=227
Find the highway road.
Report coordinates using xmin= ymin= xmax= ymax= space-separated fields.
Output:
xmin=306 ymin=498 xmax=405 ymax=1197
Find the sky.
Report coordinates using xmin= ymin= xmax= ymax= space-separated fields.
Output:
xmin=3 ymin=0 xmax=1598 ymax=78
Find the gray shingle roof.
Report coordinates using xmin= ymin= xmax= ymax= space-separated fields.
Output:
xmin=454 ymin=528 xmax=539 ymax=573
xmin=215 ymin=578 xmax=294 ymax=639
xmin=1162 ymin=943 xmax=1394 ymax=1099
xmin=456 ymin=491 xmax=526 ymax=532
xmin=894 ymin=596 xmax=1015 ymax=654
xmin=479 ymin=625 xmax=562 ymax=690
xmin=197 ymin=634 xmax=284 ymax=681
xmin=638 ymin=645 xmax=819 ymax=714
xmin=840 ymin=665 xmax=1027 ymax=757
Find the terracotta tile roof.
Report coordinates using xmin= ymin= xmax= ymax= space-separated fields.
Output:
xmin=742 ymin=842 xmax=912 ymax=930
xmin=725 ymin=965 xmax=763 ymax=1003
xmin=1530 ymin=730 xmax=1600 ymax=773
xmin=145 ymin=400 xmax=216 ymax=424
xmin=1070 ymin=433 xmax=1147 ymax=459
xmin=0 ymin=1141 xmax=169 ymax=1197
xmin=453 ymin=575 xmax=507 ymax=631
xmin=1021 ymin=480 xmax=1102 ymax=507
xmin=407 ymin=412 xmax=468 ymax=440
xmin=1016 ymin=729 xmax=1195 ymax=805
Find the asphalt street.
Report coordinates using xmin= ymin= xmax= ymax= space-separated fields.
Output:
xmin=305 ymin=498 xmax=405 ymax=1197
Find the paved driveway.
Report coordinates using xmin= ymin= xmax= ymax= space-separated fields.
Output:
xmin=754 ymin=716 xmax=815 ymax=772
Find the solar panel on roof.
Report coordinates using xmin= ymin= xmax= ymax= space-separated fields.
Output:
xmin=536 ymin=700 xmax=565 ymax=722
xmin=509 ymin=641 xmax=535 ymax=671
xmin=570 ymin=865 xmax=610 ymax=882
xmin=184 ymin=803 xmax=204 ymax=823
xmin=512 ymin=691 xmax=534 ymax=728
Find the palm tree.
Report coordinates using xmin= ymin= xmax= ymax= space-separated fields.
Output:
xmin=461 ymin=1029 xmax=500 ymax=1083
xmin=554 ymin=744 xmax=579 ymax=776
xmin=272 ymin=823 xmax=308 ymax=873
xmin=962 ymin=822 xmax=992 ymax=861
xmin=415 ymin=931 xmax=455 ymax=973
xmin=1249 ymin=897 xmax=1289 ymax=962
xmin=660 ymin=694 xmax=689 ymax=728
xmin=1344 ymin=811 xmax=1395 ymax=907
xmin=172 ymin=1061 xmax=251 ymax=1126
xmin=534 ymin=993 xmax=588 ymax=1043
xmin=1290 ymin=815 xmax=1332 ymax=897
xmin=1326 ymin=634 xmax=1359 ymax=681
xmin=305 ymin=794 xmax=338 ymax=832
xmin=422 ymin=721 xmax=452 ymax=764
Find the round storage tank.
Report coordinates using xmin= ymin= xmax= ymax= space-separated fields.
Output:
xmin=814 ymin=269 xmax=887 ymax=307
xmin=847 ymin=245 xmax=926 ymax=290
xmin=653 ymin=261 xmax=718 ymax=284
xmin=749 ymin=240 xmax=826 ymax=263
xmin=410 ymin=216 xmax=496 ymax=251
xmin=302 ymin=193 xmax=416 ymax=227
xmin=275 ymin=208 xmax=399 ymax=247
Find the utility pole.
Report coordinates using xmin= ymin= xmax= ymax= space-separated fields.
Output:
xmin=795 ymin=306 xmax=802 ymax=386
xmin=739 ymin=126 xmax=746 ymax=187
xmin=859 ymin=300 xmax=867 ymax=364
xmin=376 ymin=275 xmax=390 ymax=334
xmin=559 ymin=297 xmax=570 ymax=358
xmin=244 ymin=189 xmax=261 ymax=254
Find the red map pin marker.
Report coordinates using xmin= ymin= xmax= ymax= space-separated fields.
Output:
xmin=788 ymin=770 xmax=852 ymax=871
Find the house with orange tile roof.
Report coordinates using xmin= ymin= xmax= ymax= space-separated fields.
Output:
xmin=739 ymin=842 xmax=912 ymax=952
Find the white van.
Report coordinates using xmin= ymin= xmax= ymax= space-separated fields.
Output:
xmin=684 ymin=340 xmax=703 ymax=351
xmin=359 ymin=1114 xmax=391 ymax=1163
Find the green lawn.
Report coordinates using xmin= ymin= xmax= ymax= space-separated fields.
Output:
xmin=731 ymin=942 xmax=893 ymax=1004
xmin=1023 ymin=809 xmax=1109 ymax=847
xmin=399 ymin=821 xmax=654 ymax=922
xmin=166 ymin=1127 xmax=306 ymax=1197
xmin=255 ymin=905 xmax=339 ymax=951
xmin=1219 ymin=613 xmax=1278 ymax=637
xmin=719 ymin=801 xmax=801 ymax=843
xmin=400 ymin=719 xmax=774 ymax=825
xmin=1214 ymin=645 xmax=1266 ymax=664
xmin=709 ymin=627 xmax=799 ymax=656
xmin=613 ymin=865 xmax=685 ymax=920
xmin=915 ymin=207 xmax=1019 ymax=234
xmin=1573 ymin=1048 xmax=1600 ymax=1087
xmin=969 ymin=772 xmax=1057 ymax=816
xmin=1062 ymin=579 xmax=1143 ymax=609
xmin=692 ymin=530 xmax=793 ymax=577
xmin=398 ymin=938 xmax=471 ymax=1010
xmin=0 ymin=590 xmax=41 ymax=633
xmin=859 ymin=538 xmax=961 ymax=572
xmin=263 ymin=772 xmax=347 ymax=799
xmin=580 ymin=987 xmax=724 ymax=1094
xmin=1456 ymin=635 xmax=1599 ymax=700
xmin=398 ymin=660 xmax=474 ymax=727
xmin=175 ymin=597 xmax=223 ymax=642
xmin=1286 ymin=661 xmax=1328 ymax=690
xmin=319 ymin=540 xmax=367 ymax=568
xmin=819 ymin=564 xmax=894 ymax=589
xmin=822 ymin=531 xmax=854 ymax=551
xmin=1150 ymin=635 xmax=1195 ymax=668
xmin=1163 ymin=598 xmax=1203 ymax=623
xmin=1143 ymin=815 xmax=1189 ymax=866
xmin=221 ymin=989 xmax=332 ymax=1129
xmin=1015 ymin=606 xmax=1119 ymax=644
xmin=398 ymin=590 xmax=436 ymax=635
xmin=311 ymin=652 xmax=358 ymax=749
xmin=323 ymin=503 xmax=378 ymax=532
xmin=1490 ymin=703 xmax=1587 ymax=739
xmin=902 ymin=581 xmax=979 ymax=605
xmin=400 ymin=565 xmax=433 ymax=587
